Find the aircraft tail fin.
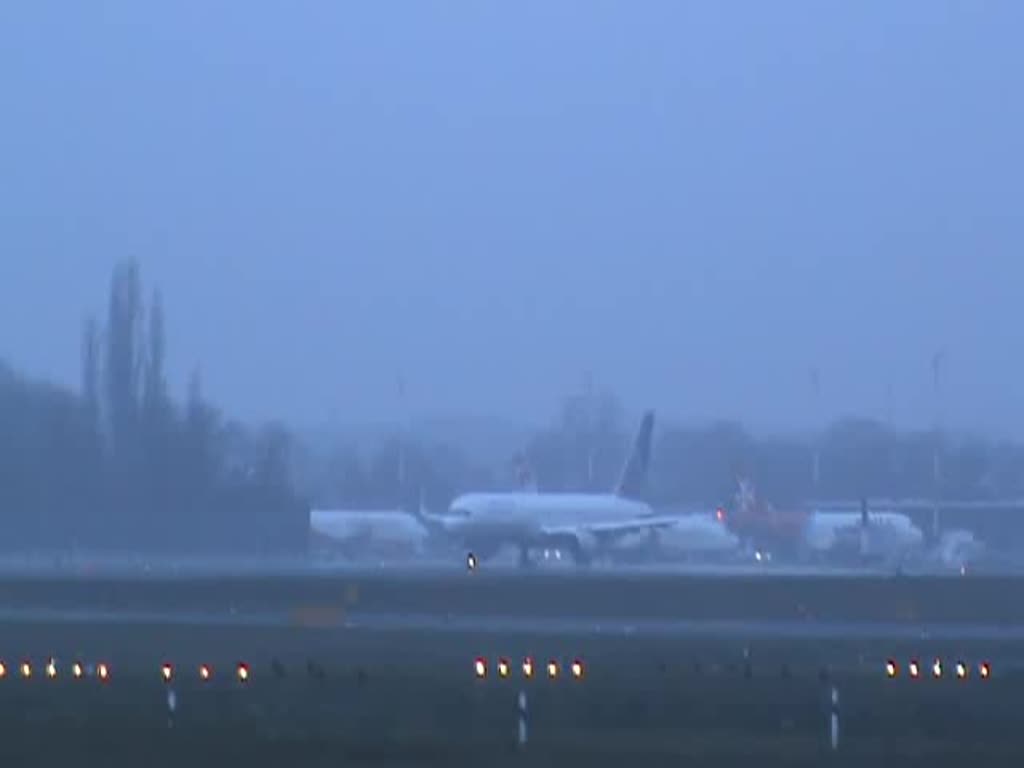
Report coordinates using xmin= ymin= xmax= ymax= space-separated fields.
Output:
xmin=734 ymin=476 xmax=759 ymax=516
xmin=615 ymin=410 xmax=654 ymax=500
xmin=859 ymin=497 xmax=871 ymax=558
xmin=513 ymin=453 xmax=539 ymax=493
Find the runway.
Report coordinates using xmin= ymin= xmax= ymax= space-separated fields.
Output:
xmin=3 ymin=606 xmax=1024 ymax=643
xmin=0 ymin=552 xmax=894 ymax=578
xmin=1 ymin=563 xmax=1020 ymax=629
xmin=3 ymin=546 xmax=1017 ymax=585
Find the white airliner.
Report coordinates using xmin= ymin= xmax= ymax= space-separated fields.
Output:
xmin=415 ymin=411 xmax=698 ymax=567
xmin=728 ymin=478 xmax=926 ymax=567
xmin=929 ymin=528 xmax=985 ymax=572
xmin=805 ymin=500 xmax=926 ymax=567
xmin=309 ymin=508 xmax=429 ymax=560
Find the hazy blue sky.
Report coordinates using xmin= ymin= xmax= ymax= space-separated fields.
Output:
xmin=1 ymin=2 xmax=1021 ymax=433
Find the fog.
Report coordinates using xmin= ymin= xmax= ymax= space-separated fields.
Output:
xmin=2 ymin=2 xmax=1022 ymax=434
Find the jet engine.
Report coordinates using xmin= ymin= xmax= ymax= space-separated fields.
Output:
xmin=546 ymin=531 xmax=599 ymax=566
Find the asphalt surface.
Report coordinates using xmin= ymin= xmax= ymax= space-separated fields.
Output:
xmin=1 ymin=562 xmax=1021 ymax=624
xmin=3 ymin=547 xmax=994 ymax=576
xmin=0 ymin=553 xmax=888 ymax=578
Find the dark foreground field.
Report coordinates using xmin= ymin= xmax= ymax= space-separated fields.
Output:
xmin=0 ymin=620 xmax=1019 ymax=766
xmin=0 ymin=668 xmax=1018 ymax=766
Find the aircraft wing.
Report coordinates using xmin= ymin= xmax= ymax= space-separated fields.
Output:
xmin=541 ymin=515 xmax=682 ymax=540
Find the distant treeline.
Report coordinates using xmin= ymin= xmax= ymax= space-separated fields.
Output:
xmin=306 ymin=391 xmax=1024 ymax=510
xmin=6 ymin=261 xmax=1019 ymax=553
xmin=0 ymin=261 xmax=307 ymax=554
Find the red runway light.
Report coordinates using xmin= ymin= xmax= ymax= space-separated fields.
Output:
xmin=979 ymin=662 xmax=991 ymax=679
xmin=908 ymin=660 xmax=920 ymax=679
xmin=473 ymin=658 xmax=486 ymax=678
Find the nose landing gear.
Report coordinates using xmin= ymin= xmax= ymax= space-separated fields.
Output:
xmin=518 ymin=545 xmax=535 ymax=569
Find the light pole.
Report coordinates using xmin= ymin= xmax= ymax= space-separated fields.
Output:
xmin=885 ymin=381 xmax=894 ymax=430
xmin=584 ymin=370 xmax=595 ymax=489
xmin=884 ymin=380 xmax=897 ymax=492
xmin=396 ymin=372 xmax=407 ymax=495
xmin=810 ymin=367 xmax=821 ymax=492
xmin=930 ymin=350 xmax=945 ymax=540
